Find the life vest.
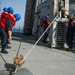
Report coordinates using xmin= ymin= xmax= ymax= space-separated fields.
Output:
xmin=0 ymin=12 xmax=16 ymax=29
xmin=44 ymin=18 xmax=50 ymax=27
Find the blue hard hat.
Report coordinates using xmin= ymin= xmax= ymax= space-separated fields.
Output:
xmin=45 ymin=16 xmax=49 ymax=19
xmin=8 ymin=7 xmax=14 ymax=13
xmin=3 ymin=7 xmax=8 ymax=12
xmin=14 ymin=14 xmax=21 ymax=21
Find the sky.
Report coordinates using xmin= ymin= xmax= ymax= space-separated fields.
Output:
xmin=0 ymin=0 xmax=27 ymax=28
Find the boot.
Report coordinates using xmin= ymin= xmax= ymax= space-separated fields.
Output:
xmin=7 ymin=40 xmax=11 ymax=44
xmin=1 ymin=46 xmax=8 ymax=54
xmin=6 ymin=45 xmax=11 ymax=49
xmin=7 ymin=41 xmax=11 ymax=44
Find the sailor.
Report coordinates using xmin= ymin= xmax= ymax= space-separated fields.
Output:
xmin=42 ymin=16 xmax=50 ymax=43
xmin=0 ymin=7 xmax=21 ymax=54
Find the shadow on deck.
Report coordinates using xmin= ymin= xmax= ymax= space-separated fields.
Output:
xmin=12 ymin=32 xmax=50 ymax=48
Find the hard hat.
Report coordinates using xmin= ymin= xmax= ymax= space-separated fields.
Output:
xmin=14 ymin=14 xmax=21 ymax=21
xmin=3 ymin=7 xmax=8 ymax=12
xmin=8 ymin=7 xmax=14 ymax=13
xmin=45 ymin=16 xmax=49 ymax=19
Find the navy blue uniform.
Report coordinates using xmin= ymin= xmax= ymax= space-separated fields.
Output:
xmin=0 ymin=18 xmax=12 ymax=53
xmin=66 ymin=19 xmax=75 ymax=50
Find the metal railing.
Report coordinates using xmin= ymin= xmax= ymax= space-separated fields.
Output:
xmin=12 ymin=27 xmax=23 ymax=33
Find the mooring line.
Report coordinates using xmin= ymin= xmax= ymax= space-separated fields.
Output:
xmin=20 ymin=12 xmax=60 ymax=64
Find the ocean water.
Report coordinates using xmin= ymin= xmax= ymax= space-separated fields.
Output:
xmin=12 ymin=27 xmax=34 ymax=33
xmin=12 ymin=27 xmax=23 ymax=33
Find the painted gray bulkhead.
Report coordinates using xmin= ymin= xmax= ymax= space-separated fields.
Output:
xmin=33 ymin=0 xmax=54 ymax=43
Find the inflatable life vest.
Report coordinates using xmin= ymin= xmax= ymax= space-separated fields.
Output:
xmin=0 ymin=12 xmax=16 ymax=29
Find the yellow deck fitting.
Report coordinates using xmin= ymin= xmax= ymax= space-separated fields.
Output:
xmin=14 ymin=55 xmax=25 ymax=67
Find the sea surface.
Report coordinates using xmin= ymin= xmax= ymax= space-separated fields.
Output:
xmin=12 ymin=27 xmax=23 ymax=33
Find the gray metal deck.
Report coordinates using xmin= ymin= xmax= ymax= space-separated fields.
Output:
xmin=0 ymin=33 xmax=75 ymax=75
